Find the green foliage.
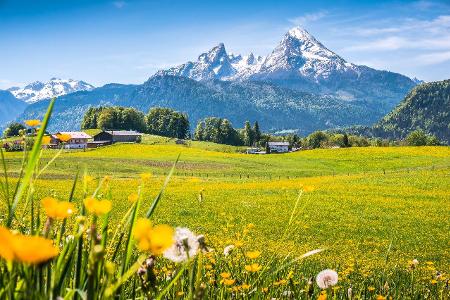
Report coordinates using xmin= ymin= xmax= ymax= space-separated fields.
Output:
xmin=242 ymin=121 xmax=254 ymax=146
xmin=194 ymin=117 xmax=242 ymax=146
xmin=145 ymin=107 xmax=189 ymax=139
xmin=3 ymin=122 xmax=26 ymax=138
xmin=406 ymin=130 xmax=440 ymax=146
xmin=307 ymin=131 xmax=329 ymax=149
xmin=81 ymin=106 xmax=146 ymax=132
xmin=374 ymin=79 xmax=450 ymax=144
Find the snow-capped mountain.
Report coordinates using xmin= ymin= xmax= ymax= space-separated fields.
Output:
xmin=156 ymin=27 xmax=416 ymax=105
xmin=155 ymin=43 xmax=265 ymax=81
xmin=8 ymin=78 xmax=94 ymax=103
xmin=254 ymin=27 xmax=358 ymax=80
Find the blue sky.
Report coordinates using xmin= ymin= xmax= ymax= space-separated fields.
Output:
xmin=1 ymin=0 xmax=449 ymax=89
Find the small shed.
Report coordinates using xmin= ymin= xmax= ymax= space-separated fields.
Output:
xmin=267 ymin=142 xmax=290 ymax=153
xmin=93 ymin=130 xmax=142 ymax=143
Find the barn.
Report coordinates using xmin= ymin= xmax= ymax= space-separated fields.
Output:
xmin=93 ymin=130 xmax=142 ymax=143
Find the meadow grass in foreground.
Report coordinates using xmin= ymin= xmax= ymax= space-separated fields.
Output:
xmin=0 ymin=102 xmax=449 ymax=299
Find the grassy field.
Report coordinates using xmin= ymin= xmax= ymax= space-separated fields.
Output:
xmin=1 ymin=136 xmax=449 ymax=298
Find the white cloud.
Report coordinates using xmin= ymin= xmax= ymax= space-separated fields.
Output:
xmin=288 ymin=11 xmax=327 ymax=26
xmin=416 ymin=51 xmax=450 ymax=65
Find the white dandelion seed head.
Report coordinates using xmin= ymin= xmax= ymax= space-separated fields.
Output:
xmin=316 ymin=269 xmax=338 ymax=289
xmin=223 ymin=245 xmax=235 ymax=256
xmin=412 ymin=259 xmax=419 ymax=266
xmin=163 ymin=227 xmax=199 ymax=263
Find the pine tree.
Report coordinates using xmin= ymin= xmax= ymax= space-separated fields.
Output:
xmin=253 ymin=121 xmax=261 ymax=144
xmin=243 ymin=121 xmax=254 ymax=146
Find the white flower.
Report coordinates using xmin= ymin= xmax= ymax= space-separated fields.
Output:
xmin=223 ymin=245 xmax=235 ymax=256
xmin=163 ymin=227 xmax=199 ymax=263
xmin=316 ymin=269 xmax=338 ymax=289
xmin=412 ymin=259 xmax=419 ymax=266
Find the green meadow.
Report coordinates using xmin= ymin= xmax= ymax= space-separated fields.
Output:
xmin=1 ymin=135 xmax=449 ymax=299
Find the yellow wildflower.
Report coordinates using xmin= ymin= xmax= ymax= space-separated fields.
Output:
xmin=376 ymin=296 xmax=386 ymax=300
xmin=41 ymin=197 xmax=75 ymax=220
xmin=134 ymin=218 xmax=174 ymax=255
xmin=24 ymin=119 xmax=41 ymax=127
xmin=241 ymin=283 xmax=250 ymax=290
xmin=222 ymin=279 xmax=235 ymax=286
xmin=176 ymin=291 xmax=184 ymax=297
xmin=57 ymin=133 xmax=72 ymax=142
xmin=245 ymin=250 xmax=261 ymax=259
xmin=302 ymin=185 xmax=315 ymax=192
xmin=42 ymin=136 xmax=51 ymax=145
xmin=0 ymin=226 xmax=58 ymax=264
xmin=128 ymin=193 xmax=139 ymax=203
xmin=368 ymin=286 xmax=376 ymax=292
xmin=245 ymin=263 xmax=262 ymax=272
xmin=140 ymin=173 xmax=152 ymax=180
xmin=262 ymin=287 xmax=268 ymax=293
xmin=220 ymin=272 xmax=231 ymax=279
xmin=83 ymin=197 xmax=112 ymax=216
xmin=431 ymin=279 xmax=437 ymax=284
xmin=234 ymin=240 xmax=244 ymax=248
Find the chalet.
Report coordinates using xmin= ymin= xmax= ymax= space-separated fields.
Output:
xmin=54 ymin=132 xmax=92 ymax=149
xmin=93 ymin=130 xmax=142 ymax=144
xmin=267 ymin=142 xmax=290 ymax=153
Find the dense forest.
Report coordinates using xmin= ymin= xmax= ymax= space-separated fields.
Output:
xmin=372 ymin=79 xmax=450 ymax=143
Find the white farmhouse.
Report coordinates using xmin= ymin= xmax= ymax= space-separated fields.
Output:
xmin=267 ymin=142 xmax=290 ymax=153
xmin=54 ymin=132 xmax=92 ymax=149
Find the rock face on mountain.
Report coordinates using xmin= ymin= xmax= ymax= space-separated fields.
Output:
xmin=0 ymin=90 xmax=27 ymax=126
xmin=157 ymin=27 xmax=416 ymax=107
xmin=8 ymin=78 xmax=94 ymax=103
xmin=372 ymin=79 xmax=450 ymax=143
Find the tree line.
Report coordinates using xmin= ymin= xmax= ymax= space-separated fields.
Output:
xmin=81 ymin=106 xmax=189 ymax=139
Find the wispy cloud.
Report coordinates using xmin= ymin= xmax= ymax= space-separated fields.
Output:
xmin=288 ymin=11 xmax=327 ymax=26
xmin=113 ymin=1 xmax=126 ymax=9
xmin=342 ymin=14 xmax=450 ymax=56
xmin=416 ymin=51 xmax=450 ymax=65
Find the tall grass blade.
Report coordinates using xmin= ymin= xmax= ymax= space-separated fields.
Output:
xmin=7 ymin=97 xmax=55 ymax=227
xmin=145 ymin=154 xmax=180 ymax=218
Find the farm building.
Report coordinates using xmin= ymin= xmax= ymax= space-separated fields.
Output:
xmin=267 ymin=142 xmax=290 ymax=153
xmin=53 ymin=132 xmax=92 ymax=149
xmin=93 ymin=130 xmax=142 ymax=143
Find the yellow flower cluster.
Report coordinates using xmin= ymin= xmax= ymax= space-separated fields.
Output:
xmin=41 ymin=197 xmax=75 ymax=220
xmin=134 ymin=218 xmax=174 ymax=255
xmin=24 ymin=119 xmax=41 ymax=127
xmin=0 ymin=226 xmax=58 ymax=264
xmin=84 ymin=197 xmax=112 ymax=216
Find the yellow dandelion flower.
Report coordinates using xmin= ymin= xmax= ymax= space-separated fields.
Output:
xmin=83 ymin=197 xmax=112 ymax=216
xmin=302 ymin=186 xmax=315 ymax=192
xmin=245 ymin=263 xmax=262 ymax=272
xmin=56 ymin=133 xmax=72 ymax=142
xmin=431 ymin=279 xmax=437 ymax=285
xmin=376 ymin=296 xmax=386 ymax=300
xmin=246 ymin=223 xmax=255 ymax=229
xmin=42 ymin=135 xmax=51 ymax=145
xmin=128 ymin=193 xmax=139 ymax=203
xmin=241 ymin=283 xmax=250 ymax=290
xmin=368 ymin=286 xmax=376 ymax=292
xmin=0 ymin=226 xmax=58 ymax=264
xmin=220 ymin=272 xmax=231 ymax=279
xmin=234 ymin=240 xmax=244 ymax=248
xmin=24 ymin=119 xmax=41 ymax=127
xmin=245 ymin=250 xmax=261 ymax=259
xmin=41 ymin=197 xmax=75 ymax=220
xmin=222 ymin=278 xmax=235 ymax=286
xmin=261 ymin=287 xmax=268 ymax=293
xmin=140 ymin=173 xmax=152 ymax=180
xmin=134 ymin=218 xmax=174 ymax=255
xmin=84 ymin=175 xmax=95 ymax=183
xmin=318 ymin=293 xmax=327 ymax=300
